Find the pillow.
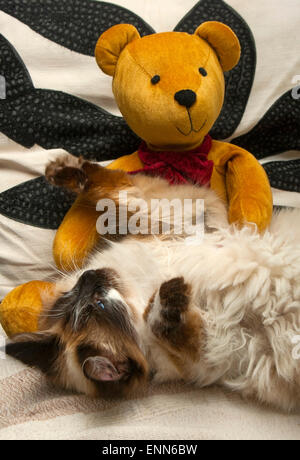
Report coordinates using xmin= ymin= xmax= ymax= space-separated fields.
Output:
xmin=0 ymin=0 xmax=299 ymax=300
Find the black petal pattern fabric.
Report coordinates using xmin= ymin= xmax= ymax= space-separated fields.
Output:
xmin=232 ymin=89 xmax=300 ymax=159
xmin=1 ymin=88 xmax=140 ymax=160
xmin=0 ymin=35 xmax=140 ymax=160
xmin=0 ymin=0 xmax=155 ymax=56
xmin=0 ymin=177 xmax=76 ymax=229
xmin=0 ymin=34 xmax=33 ymax=98
xmin=263 ymin=160 xmax=300 ymax=193
xmin=174 ymin=0 xmax=256 ymax=140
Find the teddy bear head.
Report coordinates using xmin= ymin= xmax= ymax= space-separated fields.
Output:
xmin=95 ymin=22 xmax=240 ymax=151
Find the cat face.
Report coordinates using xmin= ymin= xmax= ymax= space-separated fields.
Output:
xmin=5 ymin=268 xmax=149 ymax=398
xmin=5 ymin=266 xmax=207 ymax=396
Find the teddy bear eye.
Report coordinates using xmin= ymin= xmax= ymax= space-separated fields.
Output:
xmin=151 ymin=75 xmax=160 ymax=85
xmin=199 ymin=68 xmax=207 ymax=77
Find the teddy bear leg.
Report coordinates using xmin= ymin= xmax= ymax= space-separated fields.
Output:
xmin=0 ymin=281 xmax=56 ymax=337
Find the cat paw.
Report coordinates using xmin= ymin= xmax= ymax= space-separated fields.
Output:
xmin=159 ymin=277 xmax=191 ymax=321
xmin=45 ymin=155 xmax=88 ymax=193
xmin=144 ymin=277 xmax=191 ymax=337
xmin=145 ymin=278 xmax=203 ymax=362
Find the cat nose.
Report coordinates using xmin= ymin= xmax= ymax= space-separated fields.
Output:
xmin=174 ymin=89 xmax=197 ymax=108
xmin=81 ymin=270 xmax=98 ymax=283
xmin=77 ymin=270 xmax=99 ymax=293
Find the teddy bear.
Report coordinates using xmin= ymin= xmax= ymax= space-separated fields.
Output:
xmin=0 ymin=21 xmax=273 ymax=337
xmin=52 ymin=21 xmax=273 ymax=271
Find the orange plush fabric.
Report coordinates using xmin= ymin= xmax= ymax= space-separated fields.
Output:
xmin=0 ymin=21 xmax=273 ymax=335
xmin=0 ymin=281 xmax=56 ymax=337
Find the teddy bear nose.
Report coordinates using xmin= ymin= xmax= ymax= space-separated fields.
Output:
xmin=174 ymin=89 xmax=197 ymax=108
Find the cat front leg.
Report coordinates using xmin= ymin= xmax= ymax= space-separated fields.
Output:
xmin=148 ymin=277 xmax=191 ymax=344
xmin=45 ymin=155 xmax=132 ymax=196
xmin=46 ymin=155 xmax=89 ymax=194
xmin=145 ymin=277 xmax=204 ymax=365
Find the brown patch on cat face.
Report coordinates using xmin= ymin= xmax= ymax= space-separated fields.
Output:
xmin=73 ymin=333 xmax=148 ymax=398
xmin=44 ymin=318 xmax=149 ymax=397
xmin=7 ymin=268 xmax=149 ymax=398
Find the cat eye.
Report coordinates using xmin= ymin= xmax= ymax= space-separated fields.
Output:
xmin=151 ymin=75 xmax=160 ymax=85
xmin=199 ymin=67 xmax=207 ymax=77
xmin=96 ymin=300 xmax=105 ymax=310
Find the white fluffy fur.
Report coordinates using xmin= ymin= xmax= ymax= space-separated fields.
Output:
xmin=59 ymin=196 xmax=300 ymax=411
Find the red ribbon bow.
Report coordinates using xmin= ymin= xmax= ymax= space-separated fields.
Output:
xmin=129 ymin=135 xmax=214 ymax=186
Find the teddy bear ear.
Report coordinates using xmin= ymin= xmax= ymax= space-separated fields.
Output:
xmin=195 ymin=21 xmax=241 ymax=72
xmin=95 ymin=24 xmax=141 ymax=76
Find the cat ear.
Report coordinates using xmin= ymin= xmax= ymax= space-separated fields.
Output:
xmin=83 ymin=356 xmax=127 ymax=382
xmin=4 ymin=333 xmax=60 ymax=374
xmin=95 ymin=24 xmax=141 ymax=76
xmin=195 ymin=21 xmax=241 ymax=72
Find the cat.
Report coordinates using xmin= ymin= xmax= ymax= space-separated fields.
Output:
xmin=5 ymin=156 xmax=300 ymax=411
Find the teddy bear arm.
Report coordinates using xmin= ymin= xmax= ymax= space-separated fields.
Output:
xmin=107 ymin=151 xmax=143 ymax=172
xmin=225 ymin=146 xmax=273 ymax=231
xmin=53 ymin=196 xmax=100 ymax=271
